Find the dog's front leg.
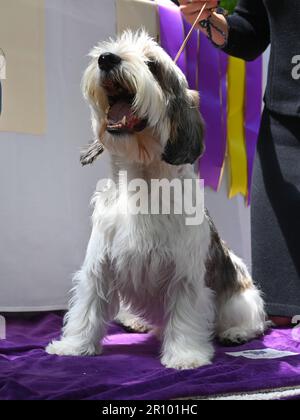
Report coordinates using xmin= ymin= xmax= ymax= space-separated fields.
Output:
xmin=46 ymin=228 xmax=119 ymax=357
xmin=161 ymin=282 xmax=215 ymax=370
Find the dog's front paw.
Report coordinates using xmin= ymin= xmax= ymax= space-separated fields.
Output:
xmin=161 ymin=349 xmax=213 ymax=370
xmin=46 ymin=338 xmax=101 ymax=357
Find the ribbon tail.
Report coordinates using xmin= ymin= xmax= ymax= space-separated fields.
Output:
xmin=227 ymin=56 xmax=248 ymax=199
xmin=198 ymin=33 xmax=227 ymax=191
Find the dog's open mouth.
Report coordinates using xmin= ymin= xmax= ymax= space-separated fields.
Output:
xmin=102 ymin=80 xmax=147 ymax=134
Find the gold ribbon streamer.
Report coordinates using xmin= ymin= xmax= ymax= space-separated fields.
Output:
xmin=227 ymin=56 xmax=248 ymax=199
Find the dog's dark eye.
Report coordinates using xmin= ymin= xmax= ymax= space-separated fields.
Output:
xmin=147 ymin=60 xmax=160 ymax=77
xmin=146 ymin=59 xmax=172 ymax=94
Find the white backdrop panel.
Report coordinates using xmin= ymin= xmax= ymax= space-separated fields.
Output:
xmin=0 ymin=0 xmax=267 ymax=311
xmin=0 ymin=0 xmax=114 ymax=311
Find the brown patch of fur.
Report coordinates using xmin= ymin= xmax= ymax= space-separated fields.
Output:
xmin=204 ymin=210 xmax=252 ymax=300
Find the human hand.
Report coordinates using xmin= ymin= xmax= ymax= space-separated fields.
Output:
xmin=179 ymin=0 xmax=219 ymax=26
xmin=179 ymin=0 xmax=228 ymax=47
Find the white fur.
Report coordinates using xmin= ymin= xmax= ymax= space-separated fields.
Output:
xmin=46 ymin=31 xmax=267 ymax=369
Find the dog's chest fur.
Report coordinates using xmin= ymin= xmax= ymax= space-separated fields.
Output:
xmin=92 ymin=160 xmax=212 ymax=324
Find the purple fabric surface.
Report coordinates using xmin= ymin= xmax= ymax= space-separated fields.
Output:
xmin=1 ymin=313 xmax=300 ymax=400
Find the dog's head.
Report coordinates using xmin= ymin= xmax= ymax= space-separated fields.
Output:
xmin=81 ymin=30 xmax=205 ymax=166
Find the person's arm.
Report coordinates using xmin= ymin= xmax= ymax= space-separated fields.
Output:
xmin=223 ymin=0 xmax=270 ymax=60
xmin=180 ymin=0 xmax=270 ymax=61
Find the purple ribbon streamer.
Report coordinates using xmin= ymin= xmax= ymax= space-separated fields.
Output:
xmin=157 ymin=1 xmax=262 ymax=201
xmin=158 ymin=3 xmax=228 ymax=190
xmin=245 ymin=57 xmax=263 ymax=204
xmin=157 ymin=1 xmax=186 ymax=74
xmin=198 ymin=33 xmax=228 ymax=190
xmin=182 ymin=19 xmax=199 ymax=90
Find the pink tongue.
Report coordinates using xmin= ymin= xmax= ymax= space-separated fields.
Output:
xmin=107 ymin=100 xmax=133 ymax=124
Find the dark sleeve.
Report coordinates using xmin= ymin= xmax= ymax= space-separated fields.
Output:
xmin=222 ymin=0 xmax=270 ymax=61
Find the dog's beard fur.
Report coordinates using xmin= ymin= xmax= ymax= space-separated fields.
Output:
xmin=46 ymin=31 xmax=268 ymax=370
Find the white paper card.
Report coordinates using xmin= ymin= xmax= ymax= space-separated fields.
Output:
xmin=226 ymin=348 xmax=299 ymax=360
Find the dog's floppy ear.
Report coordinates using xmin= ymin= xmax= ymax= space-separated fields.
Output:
xmin=162 ymin=90 xmax=205 ymax=166
xmin=80 ymin=140 xmax=104 ymax=166
xmin=80 ymin=61 xmax=107 ymax=166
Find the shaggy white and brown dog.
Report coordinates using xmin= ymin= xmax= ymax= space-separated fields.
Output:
xmin=46 ymin=31 xmax=267 ymax=369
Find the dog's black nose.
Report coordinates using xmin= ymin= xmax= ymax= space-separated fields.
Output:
xmin=98 ymin=53 xmax=121 ymax=72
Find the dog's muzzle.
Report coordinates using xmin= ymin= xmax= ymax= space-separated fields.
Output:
xmin=99 ymin=53 xmax=148 ymax=135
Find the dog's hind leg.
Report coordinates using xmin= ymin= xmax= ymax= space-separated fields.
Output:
xmin=115 ymin=303 xmax=152 ymax=333
xmin=46 ymin=228 xmax=119 ymax=356
xmin=217 ymin=252 xmax=268 ymax=346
